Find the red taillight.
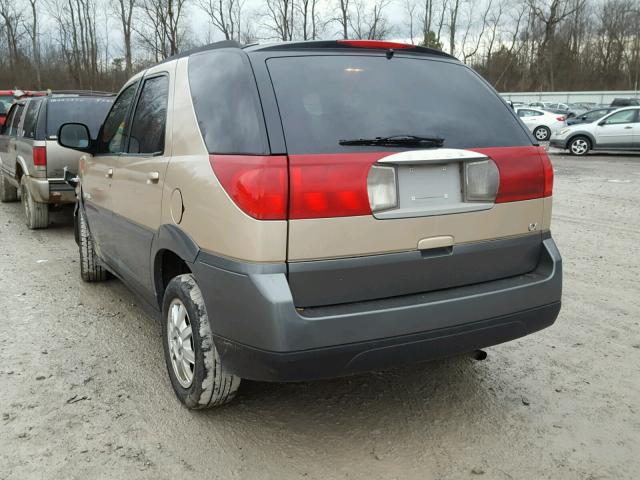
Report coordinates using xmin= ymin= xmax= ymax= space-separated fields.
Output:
xmin=542 ymin=152 xmax=554 ymax=197
xmin=336 ymin=40 xmax=414 ymax=49
xmin=209 ymin=155 xmax=288 ymax=220
xmin=473 ymin=146 xmax=551 ymax=203
xmin=556 ymin=116 xmax=566 ymax=121
xmin=33 ymin=146 xmax=47 ymax=167
xmin=289 ymin=153 xmax=378 ymax=219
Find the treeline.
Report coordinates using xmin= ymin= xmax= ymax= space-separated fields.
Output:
xmin=0 ymin=0 xmax=639 ymax=93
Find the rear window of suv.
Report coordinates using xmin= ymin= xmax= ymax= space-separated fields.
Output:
xmin=266 ymin=55 xmax=532 ymax=154
xmin=46 ymin=97 xmax=114 ymax=139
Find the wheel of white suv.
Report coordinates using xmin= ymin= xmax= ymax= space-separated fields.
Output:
xmin=534 ymin=126 xmax=551 ymax=141
xmin=20 ymin=176 xmax=49 ymax=229
xmin=78 ymin=206 xmax=109 ymax=282
xmin=0 ymin=171 xmax=18 ymax=202
xmin=568 ymin=136 xmax=591 ymax=156
xmin=162 ymin=274 xmax=241 ymax=409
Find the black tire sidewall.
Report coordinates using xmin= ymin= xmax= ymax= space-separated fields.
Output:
xmin=161 ymin=275 xmax=213 ymax=409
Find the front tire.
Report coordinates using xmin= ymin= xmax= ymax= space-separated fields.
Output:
xmin=78 ymin=206 xmax=108 ymax=282
xmin=534 ymin=126 xmax=551 ymax=141
xmin=0 ymin=171 xmax=18 ymax=202
xmin=568 ymin=136 xmax=591 ymax=156
xmin=162 ymin=274 xmax=241 ymax=409
xmin=20 ymin=176 xmax=49 ymax=229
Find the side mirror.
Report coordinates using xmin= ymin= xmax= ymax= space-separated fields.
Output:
xmin=63 ymin=166 xmax=79 ymax=189
xmin=58 ymin=123 xmax=94 ymax=153
xmin=597 ymin=120 xmax=606 ymax=126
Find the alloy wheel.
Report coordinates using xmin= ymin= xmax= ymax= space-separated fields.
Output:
xmin=570 ymin=138 xmax=589 ymax=155
xmin=167 ymin=299 xmax=196 ymax=388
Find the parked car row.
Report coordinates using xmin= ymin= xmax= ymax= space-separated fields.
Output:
xmin=508 ymin=98 xmax=640 ymax=155
xmin=550 ymin=106 xmax=640 ymax=155
xmin=1 ymin=40 xmax=562 ymax=409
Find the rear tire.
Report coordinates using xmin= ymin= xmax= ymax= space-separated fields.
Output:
xmin=162 ymin=274 xmax=241 ymax=409
xmin=20 ymin=176 xmax=49 ymax=229
xmin=568 ymin=136 xmax=591 ymax=156
xmin=0 ymin=171 xmax=18 ymax=202
xmin=534 ymin=126 xmax=551 ymax=141
xmin=78 ymin=207 xmax=108 ymax=282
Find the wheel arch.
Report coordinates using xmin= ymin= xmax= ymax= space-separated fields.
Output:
xmin=151 ymin=224 xmax=200 ymax=308
xmin=567 ymin=131 xmax=595 ymax=149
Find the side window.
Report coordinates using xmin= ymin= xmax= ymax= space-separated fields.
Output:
xmin=518 ymin=109 xmax=537 ymax=118
xmin=128 ymin=76 xmax=169 ymax=154
xmin=97 ymin=83 xmax=138 ymax=154
xmin=9 ymin=104 xmax=25 ymax=137
xmin=22 ymin=99 xmax=42 ymax=139
xmin=188 ymin=49 xmax=268 ymax=154
xmin=2 ymin=105 xmax=17 ymax=134
xmin=604 ymin=110 xmax=636 ymax=125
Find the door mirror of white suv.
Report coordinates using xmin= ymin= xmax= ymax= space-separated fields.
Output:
xmin=58 ymin=123 xmax=94 ymax=153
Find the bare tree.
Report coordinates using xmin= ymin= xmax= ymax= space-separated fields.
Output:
xmin=197 ymin=0 xmax=244 ymax=41
xmin=136 ymin=0 xmax=188 ymax=60
xmin=0 ymin=0 xmax=24 ymax=70
xmin=27 ymin=0 xmax=42 ymax=88
xmin=298 ymin=0 xmax=321 ymax=40
xmin=350 ymin=0 xmax=391 ymax=40
xmin=262 ymin=0 xmax=294 ymax=41
xmin=447 ymin=0 xmax=461 ymax=55
xmin=116 ymin=0 xmax=135 ymax=76
xmin=337 ymin=0 xmax=349 ymax=39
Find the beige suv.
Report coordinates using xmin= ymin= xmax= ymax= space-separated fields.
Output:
xmin=0 ymin=92 xmax=114 ymax=228
xmin=57 ymin=40 xmax=562 ymax=409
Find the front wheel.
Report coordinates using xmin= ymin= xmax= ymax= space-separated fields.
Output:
xmin=568 ymin=136 xmax=591 ymax=156
xmin=534 ymin=126 xmax=551 ymax=141
xmin=162 ymin=274 xmax=241 ymax=409
xmin=78 ymin=207 xmax=108 ymax=282
xmin=20 ymin=176 xmax=49 ymax=229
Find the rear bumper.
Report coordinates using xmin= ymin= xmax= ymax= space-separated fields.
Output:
xmin=192 ymin=235 xmax=562 ymax=382
xmin=25 ymin=176 xmax=75 ymax=204
xmin=215 ymin=302 xmax=560 ymax=381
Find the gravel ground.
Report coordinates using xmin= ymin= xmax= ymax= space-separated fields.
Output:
xmin=1 ymin=152 xmax=639 ymax=480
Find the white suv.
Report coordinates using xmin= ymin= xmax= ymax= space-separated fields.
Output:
xmin=550 ymin=107 xmax=639 ymax=156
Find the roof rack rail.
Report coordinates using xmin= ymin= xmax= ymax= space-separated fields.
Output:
xmin=158 ymin=40 xmax=242 ymax=65
xmin=48 ymin=90 xmax=116 ymax=96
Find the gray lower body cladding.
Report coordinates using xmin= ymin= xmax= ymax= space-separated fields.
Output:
xmin=192 ymin=235 xmax=562 ymax=381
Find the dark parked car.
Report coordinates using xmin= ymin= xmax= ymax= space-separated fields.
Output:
xmin=610 ymin=98 xmax=639 ymax=107
xmin=566 ymin=107 xmax=616 ymax=126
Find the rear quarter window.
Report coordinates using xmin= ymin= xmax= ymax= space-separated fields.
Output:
xmin=188 ymin=49 xmax=268 ymax=154
xmin=266 ymin=55 xmax=532 ymax=154
xmin=22 ymin=99 xmax=42 ymax=139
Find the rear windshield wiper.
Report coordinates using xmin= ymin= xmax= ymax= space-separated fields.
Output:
xmin=339 ymin=134 xmax=444 ymax=148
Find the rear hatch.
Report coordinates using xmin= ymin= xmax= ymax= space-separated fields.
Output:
xmin=264 ymin=47 xmax=553 ymax=307
xmin=44 ymin=96 xmax=114 ymax=177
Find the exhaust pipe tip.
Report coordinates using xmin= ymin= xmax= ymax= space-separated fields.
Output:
xmin=471 ymin=349 xmax=487 ymax=361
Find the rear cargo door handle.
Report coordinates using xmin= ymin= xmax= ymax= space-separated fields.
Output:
xmin=147 ymin=171 xmax=160 ymax=184
xmin=624 ymin=126 xmax=633 ymax=129
xmin=105 ymin=168 xmax=113 ymax=179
